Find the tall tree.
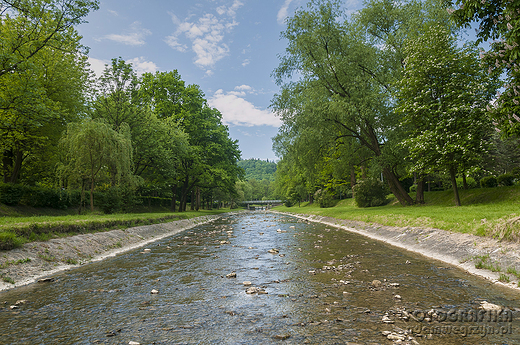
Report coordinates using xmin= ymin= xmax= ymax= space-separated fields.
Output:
xmin=0 ymin=0 xmax=99 ymax=78
xmin=450 ymin=0 xmax=520 ymax=135
xmin=0 ymin=27 xmax=90 ymax=183
xmin=396 ymin=26 xmax=499 ymax=206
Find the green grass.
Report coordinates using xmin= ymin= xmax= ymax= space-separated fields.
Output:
xmin=273 ymin=185 xmax=520 ymax=241
xmin=0 ymin=207 xmax=233 ymax=250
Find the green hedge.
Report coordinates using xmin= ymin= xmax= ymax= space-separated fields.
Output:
xmin=0 ymin=183 xmax=24 ymax=206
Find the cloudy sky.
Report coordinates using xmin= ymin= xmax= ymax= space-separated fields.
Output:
xmin=77 ymin=0 xmax=352 ymax=161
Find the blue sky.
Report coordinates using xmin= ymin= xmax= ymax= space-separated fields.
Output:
xmin=77 ymin=0 xmax=355 ymax=161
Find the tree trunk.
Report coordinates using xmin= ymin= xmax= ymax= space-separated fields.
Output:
xmin=170 ymin=184 xmax=177 ymax=212
xmin=416 ymin=175 xmax=425 ymax=204
xmin=3 ymin=151 xmax=12 ymax=183
xmin=9 ymin=149 xmax=23 ymax=184
xmin=350 ymin=166 xmax=356 ymax=192
xmin=382 ymin=167 xmax=414 ymax=206
xmin=180 ymin=176 xmax=189 ymax=212
xmin=90 ymin=178 xmax=95 ymax=212
xmin=449 ymin=166 xmax=461 ymax=206
xmin=462 ymin=174 xmax=468 ymax=190
xmin=196 ymin=187 xmax=200 ymax=211
xmin=190 ymin=189 xmax=195 ymax=211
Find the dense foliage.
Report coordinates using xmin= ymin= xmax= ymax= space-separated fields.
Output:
xmin=271 ymin=0 xmax=517 ymax=207
xmin=238 ymin=159 xmax=277 ymax=181
xmin=0 ymin=0 xmax=243 ymax=213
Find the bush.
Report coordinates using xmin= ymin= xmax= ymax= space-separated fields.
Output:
xmin=99 ymin=187 xmax=122 ymax=214
xmin=0 ymin=231 xmax=23 ymax=250
xmin=497 ymin=173 xmax=515 ymax=186
xmin=480 ymin=176 xmax=498 ymax=188
xmin=284 ymin=199 xmax=293 ymax=207
xmin=314 ymin=189 xmax=335 ymax=208
xmin=458 ymin=177 xmax=477 ymax=189
xmin=353 ymin=178 xmax=390 ymax=208
xmin=0 ymin=183 xmax=24 ymax=206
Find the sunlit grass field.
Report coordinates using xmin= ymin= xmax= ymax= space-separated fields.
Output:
xmin=273 ymin=185 xmax=520 ymax=241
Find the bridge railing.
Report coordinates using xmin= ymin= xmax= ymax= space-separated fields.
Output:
xmin=239 ymin=200 xmax=282 ymax=204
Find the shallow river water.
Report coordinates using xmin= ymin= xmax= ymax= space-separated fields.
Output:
xmin=0 ymin=211 xmax=519 ymax=344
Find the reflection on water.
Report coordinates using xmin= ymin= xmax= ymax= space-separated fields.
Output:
xmin=0 ymin=212 xmax=518 ymax=344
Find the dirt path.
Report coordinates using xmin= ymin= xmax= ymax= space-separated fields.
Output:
xmin=0 ymin=215 xmax=221 ymax=292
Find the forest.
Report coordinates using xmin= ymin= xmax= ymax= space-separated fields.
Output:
xmin=271 ymin=0 xmax=520 ymax=208
xmin=0 ymin=0 xmax=242 ymax=213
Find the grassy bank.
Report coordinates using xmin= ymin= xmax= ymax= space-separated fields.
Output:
xmin=0 ymin=206 xmax=233 ymax=250
xmin=273 ymin=185 xmax=520 ymax=241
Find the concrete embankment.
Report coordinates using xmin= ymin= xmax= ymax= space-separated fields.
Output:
xmin=0 ymin=215 xmax=223 ymax=292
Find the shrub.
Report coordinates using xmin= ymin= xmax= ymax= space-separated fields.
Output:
xmin=456 ymin=177 xmax=478 ymax=189
xmin=22 ymin=186 xmax=71 ymax=209
xmin=284 ymin=199 xmax=293 ymax=207
xmin=497 ymin=173 xmax=515 ymax=186
xmin=353 ymin=178 xmax=390 ymax=208
xmin=480 ymin=176 xmax=498 ymax=188
xmin=314 ymin=189 xmax=335 ymax=208
xmin=99 ymin=187 xmax=122 ymax=214
xmin=0 ymin=232 xmax=23 ymax=250
xmin=0 ymin=183 xmax=24 ymax=206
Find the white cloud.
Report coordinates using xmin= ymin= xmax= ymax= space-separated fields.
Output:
xmin=208 ymin=89 xmax=281 ymax=127
xmin=277 ymin=0 xmax=294 ymax=25
xmin=101 ymin=22 xmax=151 ymax=46
xmin=107 ymin=9 xmax=119 ymax=16
xmin=165 ymin=1 xmax=244 ymax=69
xmin=235 ymin=84 xmax=252 ymax=91
xmin=241 ymin=58 xmax=250 ymax=67
xmin=87 ymin=57 xmax=109 ymax=78
xmin=127 ymin=57 xmax=158 ymax=75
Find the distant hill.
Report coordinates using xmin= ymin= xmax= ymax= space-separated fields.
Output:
xmin=238 ymin=159 xmax=277 ymax=181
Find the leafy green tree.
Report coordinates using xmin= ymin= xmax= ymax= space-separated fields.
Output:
xmin=58 ymin=119 xmax=134 ymax=212
xmin=272 ymin=0 xmax=447 ymax=206
xmin=396 ymin=26 xmax=499 ymax=206
xmin=0 ymin=28 xmax=90 ymax=183
xmin=0 ymin=0 xmax=99 ymax=78
xmin=450 ymin=0 xmax=520 ymax=134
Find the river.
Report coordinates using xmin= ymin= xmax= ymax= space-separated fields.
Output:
xmin=0 ymin=211 xmax=518 ymax=344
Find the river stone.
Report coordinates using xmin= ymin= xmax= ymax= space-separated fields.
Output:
xmin=243 ymin=281 xmax=252 ymax=286
xmin=151 ymin=289 xmax=159 ymax=294
xmin=371 ymin=280 xmax=382 ymax=288
xmin=37 ymin=277 xmax=55 ymax=283
xmin=268 ymin=249 xmax=279 ymax=254
xmin=129 ymin=342 xmax=140 ymax=345
xmin=274 ymin=334 xmax=291 ymax=340
xmin=143 ymin=249 xmax=151 ymax=252
xmin=381 ymin=314 xmax=394 ymax=324
xmin=226 ymin=272 xmax=237 ymax=278
xmin=479 ymin=301 xmax=503 ymax=311
xmin=387 ymin=333 xmax=405 ymax=341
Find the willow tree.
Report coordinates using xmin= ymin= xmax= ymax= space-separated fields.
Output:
xmin=272 ymin=0 xmax=416 ymax=205
xmin=58 ymin=119 xmax=134 ymax=212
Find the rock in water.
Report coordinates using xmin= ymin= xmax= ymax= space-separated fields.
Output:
xmin=371 ymin=280 xmax=382 ymax=288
